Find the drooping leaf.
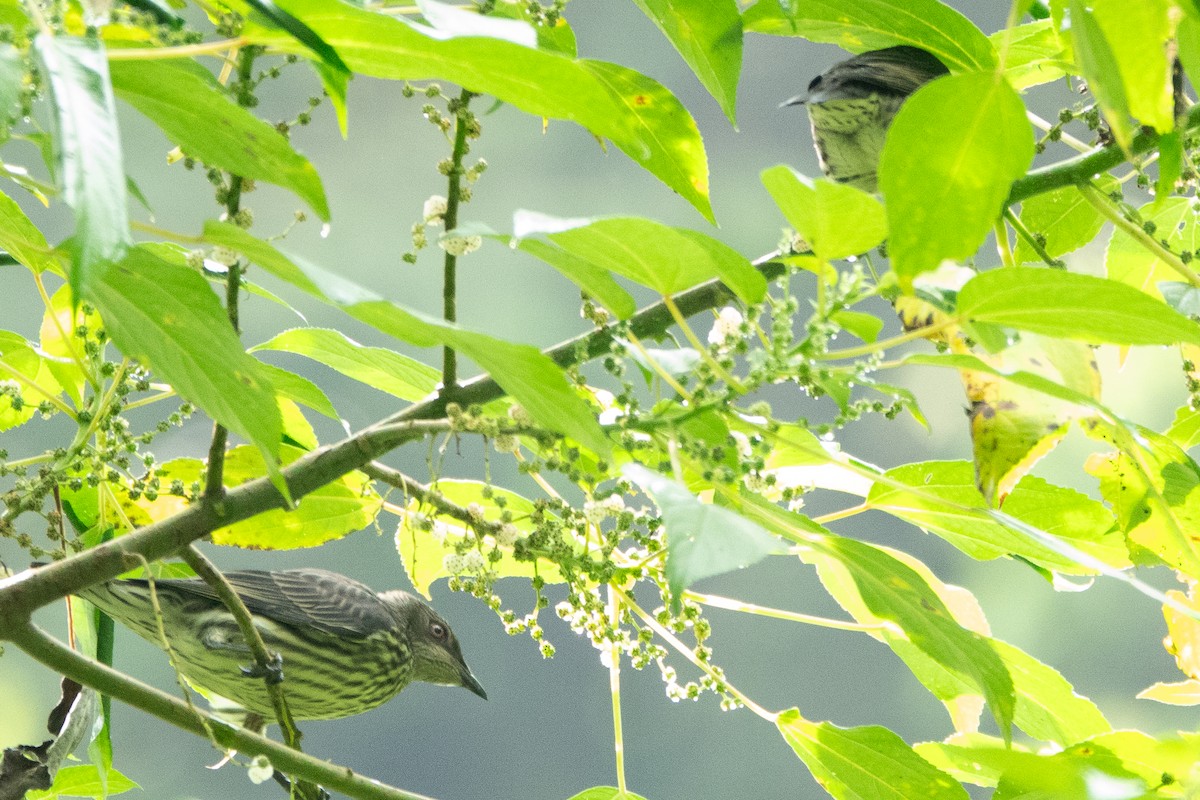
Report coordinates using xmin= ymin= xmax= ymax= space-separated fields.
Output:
xmin=957 ymin=267 xmax=1200 ymax=345
xmin=81 ymin=245 xmax=283 ymax=474
xmin=742 ymin=0 xmax=995 ymax=72
xmin=868 ymin=462 xmax=1125 ymax=572
xmin=109 ymin=58 xmax=329 ymax=220
xmin=880 ymin=73 xmax=1033 ymax=287
xmin=776 ymin=710 xmax=969 ymax=800
xmin=805 ymin=535 xmax=1015 ymax=740
xmin=630 ymin=0 xmax=742 ymax=124
xmin=624 ymin=463 xmax=786 ymax=612
xmin=252 ymin=327 xmax=439 ymax=402
xmin=34 ymin=34 xmax=129 ymax=294
xmin=958 ymin=334 xmax=1100 ymax=503
xmin=241 ymin=0 xmax=712 ymax=220
xmin=1068 ymin=0 xmax=1134 ymax=150
xmin=577 ymin=60 xmax=713 ymax=222
xmin=204 ymin=223 xmax=609 ymax=455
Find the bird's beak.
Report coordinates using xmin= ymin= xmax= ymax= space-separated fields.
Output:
xmin=460 ymin=668 xmax=487 ymax=700
xmin=780 ymin=94 xmax=807 ymax=109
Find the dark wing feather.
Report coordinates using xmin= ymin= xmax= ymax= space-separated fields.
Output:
xmin=807 ymin=46 xmax=949 ymax=103
xmin=145 ymin=568 xmax=396 ymax=639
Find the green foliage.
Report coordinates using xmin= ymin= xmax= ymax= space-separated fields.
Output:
xmin=2 ymin=2 xmax=1200 ymax=800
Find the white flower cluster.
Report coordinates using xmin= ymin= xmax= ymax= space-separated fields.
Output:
xmin=422 ymin=194 xmax=448 ymax=225
xmin=707 ymin=306 xmax=744 ymax=349
xmin=583 ymin=494 xmax=626 ymax=525
xmin=439 ymin=234 xmax=482 ymax=256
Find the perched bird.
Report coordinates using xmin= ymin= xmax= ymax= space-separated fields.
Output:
xmin=783 ymin=45 xmax=949 ymax=192
xmin=78 ymin=567 xmax=486 ymax=727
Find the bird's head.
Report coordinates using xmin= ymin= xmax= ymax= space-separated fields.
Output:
xmin=383 ymin=590 xmax=487 ymax=700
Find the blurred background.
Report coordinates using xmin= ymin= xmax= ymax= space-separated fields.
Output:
xmin=2 ymin=1 xmax=1196 ymax=798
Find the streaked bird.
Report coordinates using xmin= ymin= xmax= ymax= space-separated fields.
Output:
xmin=78 ymin=567 xmax=486 ymax=727
xmin=783 ymin=45 xmax=949 ymax=192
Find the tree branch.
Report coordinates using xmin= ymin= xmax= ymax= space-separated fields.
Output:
xmin=1006 ymin=103 xmax=1200 ymax=206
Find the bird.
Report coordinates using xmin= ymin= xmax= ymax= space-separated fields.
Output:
xmin=76 ymin=566 xmax=486 ymax=728
xmin=783 ymin=45 xmax=949 ymax=192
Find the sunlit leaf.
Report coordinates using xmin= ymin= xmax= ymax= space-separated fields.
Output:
xmin=777 ymin=710 xmax=969 ymax=800
xmin=742 ymin=0 xmax=995 ymax=72
xmin=631 ymin=0 xmax=742 ymax=124
xmin=880 ymin=73 xmax=1032 ymax=287
xmin=34 ymin=34 xmax=129 ymax=294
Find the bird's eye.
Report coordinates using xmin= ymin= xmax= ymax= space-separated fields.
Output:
xmin=430 ymin=622 xmax=447 ymax=640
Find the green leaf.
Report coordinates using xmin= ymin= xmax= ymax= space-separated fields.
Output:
xmin=776 ymin=710 xmax=969 ymax=800
xmin=81 ymin=244 xmax=283 ymax=474
xmin=957 ymin=267 xmax=1200 ymax=345
xmin=156 ymin=445 xmax=379 ymax=548
xmin=513 ymin=211 xmax=765 ymax=304
xmin=630 ymin=0 xmax=742 ymax=124
xmin=0 ymin=330 xmax=64 ymax=431
xmin=255 ymin=361 xmax=340 ymax=420
xmin=1085 ymin=423 xmax=1200 ymax=571
xmin=252 ymin=327 xmax=439 ymax=402
xmin=1014 ymin=178 xmax=1115 ymax=264
xmin=0 ymin=43 xmax=25 ymax=126
xmin=578 ymin=60 xmax=713 ymax=222
xmin=830 ymin=310 xmax=883 ymax=343
xmin=806 ymin=535 xmax=1015 ymax=740
xmin=760 ymin=167 xmax=886 ymax=261
xmin=34 ymin=35 xmax=129 ymax=294
xmin=205 ymin=225 xmax=609 ymax=455
xmin=990 ymin=20 xmax=1069 ymax=90
xmin=567 ymin=789 xmax=649 ymax=800
xmin=1090 ymin=0 xmax=1174 ymax=134
xmin=1138 ymin=679 xmax=1200 ymax=705
xmin=960 ymin=334 xmax=1099 ymax=503
xmin=741 ymin=0 xmax=995 ymax=72
xmin=990 ymin=639 xmax=1110 ymax=746
xmin=0 ymin=188 xmax=57 ymax=274
xmin=1068 ymin=0 xmax=1134 ymax=150
xmin=1166 ymin=404 xmax=1200 ymax=450
xmin=109 ymin=58 xmax=330 ymax=220
xmin=25 ymin=764 xmax=139 ymax=799
xmin=880 ymin=72 xmax=1033 ymax=287
xmin=240 ymin=0 xmax=348 ymax=74
xmin=1105 ymin=198 xmax=1200 ymax=300
xmin=623 ymin=463 xmax=786 ymax=612
xmin=868 ymin=462 xmax=1125 ymax=573
xmin=243 ymin=0 xmax=712 ymax=220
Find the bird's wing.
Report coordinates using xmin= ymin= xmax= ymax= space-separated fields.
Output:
xmin=152 ymin=568 xmax=396 ymax=639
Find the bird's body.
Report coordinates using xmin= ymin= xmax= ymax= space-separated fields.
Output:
xmin=80 ymin=567 xmax=485 ymax=724
xmin=785 ymin=46 xmax=949 ymax=191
